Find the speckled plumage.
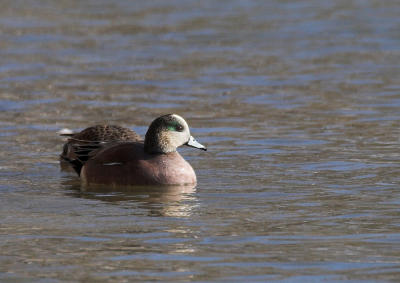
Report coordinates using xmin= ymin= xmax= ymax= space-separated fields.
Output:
xmin=60 ymin=125 xmax=141 ymax=170
xmin=67 ymin=125 xmax=141 ymax=142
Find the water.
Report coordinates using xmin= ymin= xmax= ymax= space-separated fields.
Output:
xmin=1 ymin=0 xmax=400 ymax=281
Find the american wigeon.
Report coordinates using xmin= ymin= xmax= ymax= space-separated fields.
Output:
xmin=61 ymin=114 xmax=206 ymax=187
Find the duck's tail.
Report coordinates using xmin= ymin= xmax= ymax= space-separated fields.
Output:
xmin=57 ymin=128 xmax=74 ymax=136
xmin=62 ymin=142 xmax=103 ymax=176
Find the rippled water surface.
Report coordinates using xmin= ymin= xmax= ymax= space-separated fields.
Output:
xmin=1 ymin=0 xmax=400 ymax=282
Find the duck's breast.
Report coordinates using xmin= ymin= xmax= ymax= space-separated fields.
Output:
xmin=145 ymin=152 xmax=197 ymax=185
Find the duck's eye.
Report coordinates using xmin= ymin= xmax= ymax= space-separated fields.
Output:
xmin=167 ymin=123 xmax=184 ymax=132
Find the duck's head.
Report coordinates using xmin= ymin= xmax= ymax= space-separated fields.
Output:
xmin=144 ymin=114 xmax=207 ymax=154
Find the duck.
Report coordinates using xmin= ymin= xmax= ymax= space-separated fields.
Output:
xmin=60 ymin=114 xmax=206 ymax=187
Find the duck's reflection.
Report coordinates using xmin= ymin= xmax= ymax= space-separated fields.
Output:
xmin=62 ymin=176 xmax=198 ymax=217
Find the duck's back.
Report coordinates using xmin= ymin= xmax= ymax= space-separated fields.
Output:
xmin=60 ymin=125 xmax=141 ymax=171
xmin=71 ymin=125 xmax=141 ymax=142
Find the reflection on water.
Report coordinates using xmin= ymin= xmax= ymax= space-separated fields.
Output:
xmin=64 ymin=178 xmax=198 ymax=217
xmin=1 ymin=0 xmax=400 ymax=281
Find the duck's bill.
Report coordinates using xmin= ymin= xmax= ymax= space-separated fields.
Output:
xmin=186 ymin=136 xmax=207 ymax=151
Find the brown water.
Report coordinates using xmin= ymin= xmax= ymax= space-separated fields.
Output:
xmin=1 ymin=0 xmax=400 ymax=282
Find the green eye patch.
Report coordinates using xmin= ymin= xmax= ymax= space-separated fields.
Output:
xmin=167 ymin=122 xmax=184 ymax=132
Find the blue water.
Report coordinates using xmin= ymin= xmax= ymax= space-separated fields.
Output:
xmin=1 ymin=0 xmax=400 ymax=282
